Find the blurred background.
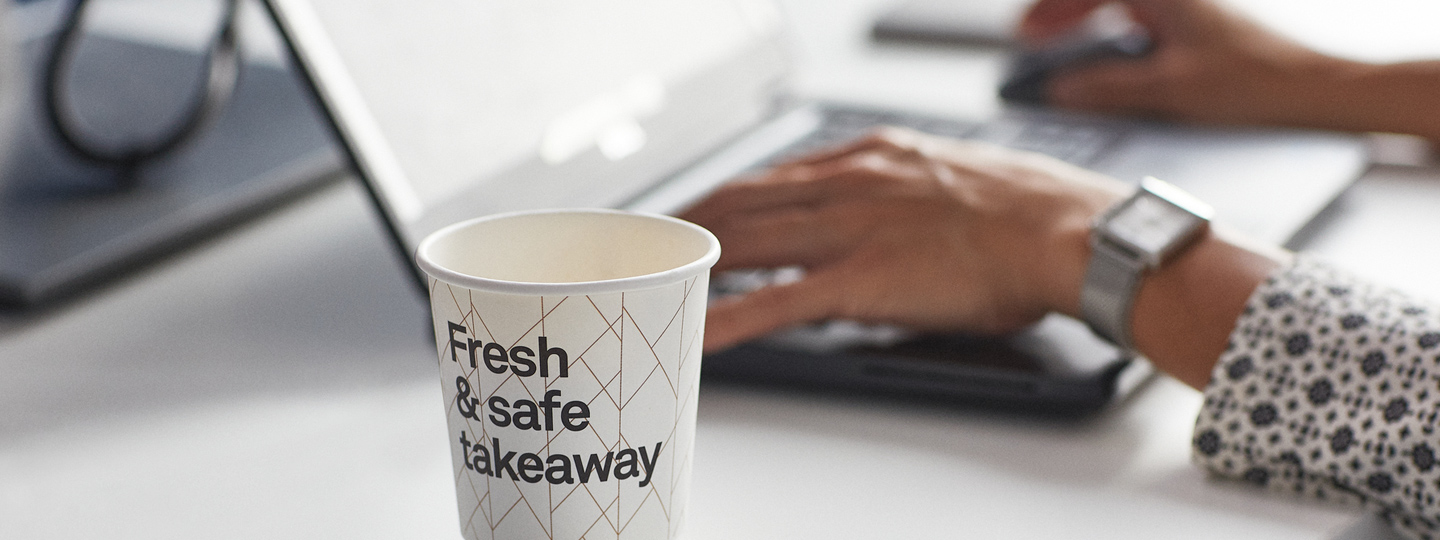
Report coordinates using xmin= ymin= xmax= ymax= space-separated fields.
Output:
xmin=1 ymin=1 xmax=1439 ymax=539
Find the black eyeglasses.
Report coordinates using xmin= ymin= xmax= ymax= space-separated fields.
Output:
xmin=43 ymin=0 xmax=241 ymax=190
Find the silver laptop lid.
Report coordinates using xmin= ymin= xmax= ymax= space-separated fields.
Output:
xmin=264 ymin=0 xmax=789 ymax=252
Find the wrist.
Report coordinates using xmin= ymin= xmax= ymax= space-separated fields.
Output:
xmin=1046 ymin=213 xmax=1093 ymax=321
xmin=1042 ymin=183 xmax=1124 ymax=322
xmin=1329 ymin=60 xmax=1440 ymax=141
xmin=1131 ymin=227 xmax=1288 ymax=388
xmin=1286 ymin=55 xmax=1374 ymax=127
xmin=1054 ymin=176 xmax=1286 ymax=390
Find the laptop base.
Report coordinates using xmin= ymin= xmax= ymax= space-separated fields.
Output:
xmin=0 ymin=34 xmax=343 ymax=308
xmin=703 ymin=314 xmax=1152 ymax=418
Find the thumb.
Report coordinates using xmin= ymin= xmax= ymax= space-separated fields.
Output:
xmin=1021 ymin=0 xmax=1217 ymax=47
xmin=701 ymin=273 xmax=842 ymax=353
xmin=1116 ymin=0 xmax=1224 ymax=44
xmin=1016 ymin=0 xmax=1109 ymax=45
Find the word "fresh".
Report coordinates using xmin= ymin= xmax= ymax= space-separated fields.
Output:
xmin=447 ymin=322 xmax=569 ymax=378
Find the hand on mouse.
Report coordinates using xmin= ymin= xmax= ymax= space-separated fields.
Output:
xmin=1016 ymin=0 xmax=1352 ymax=128
xmin=679 ymin=128 xmax=1128 ymax=353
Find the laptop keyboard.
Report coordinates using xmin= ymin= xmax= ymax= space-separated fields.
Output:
xmin=767 ymin=107 xmax=1121 ymax=168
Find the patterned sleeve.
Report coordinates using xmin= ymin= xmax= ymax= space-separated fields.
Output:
xmin=1193 ymin=256 xmax=1440 ymax=539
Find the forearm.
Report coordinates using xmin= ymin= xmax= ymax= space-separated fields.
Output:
xmin=1286 ymin=57 xmax=1440 ymax=142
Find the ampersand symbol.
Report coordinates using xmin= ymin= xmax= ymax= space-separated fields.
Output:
xmin=455 ymin=376 xmax=481 ymax=420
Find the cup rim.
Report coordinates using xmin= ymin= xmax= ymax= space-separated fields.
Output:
xmin=415 ymin=208 xmax=721 ymax=296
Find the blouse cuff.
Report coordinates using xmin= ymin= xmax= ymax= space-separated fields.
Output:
xmin=1193 ymin=255 xmax=1440 ymax=539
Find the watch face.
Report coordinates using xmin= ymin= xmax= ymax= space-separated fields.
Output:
xmin=1104 ymin=193 xmax=1204 ymax=256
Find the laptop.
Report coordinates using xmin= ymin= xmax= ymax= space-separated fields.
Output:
xmin=261 ymin=0 xmax=1367 ymax=415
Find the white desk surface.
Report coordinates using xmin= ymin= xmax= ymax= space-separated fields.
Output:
xmin=3 ymin=0 xmax=1438 ymax=538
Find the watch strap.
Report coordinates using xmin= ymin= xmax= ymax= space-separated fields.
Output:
xmin=1080 ymin=239 xmax=1145 ymax=350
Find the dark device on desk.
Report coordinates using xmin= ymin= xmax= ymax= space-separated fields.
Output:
xmin=0 ymin=0 xmax=342 ymax=308
xmin=871 ymin=0 xmax=1156 ymax=106
xmin=261 ymin=0 xmax=1366 ymax=415
xmin=999 ymin=30 xmax=1152 ymax=105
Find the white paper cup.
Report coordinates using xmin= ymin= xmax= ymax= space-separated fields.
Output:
xmin=416 ymin=209 xmax=720 ymax=540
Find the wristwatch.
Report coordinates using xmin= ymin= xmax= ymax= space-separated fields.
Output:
xmin=1081 ymin=177 xmax=1213 ymax=351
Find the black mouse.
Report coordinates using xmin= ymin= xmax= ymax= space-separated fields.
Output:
xmin=999 ymin=30 xmax=1152 ymax=105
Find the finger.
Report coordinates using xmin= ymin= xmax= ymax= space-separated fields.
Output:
xmin=678 ymin=171 xmax=833 ymax=225
xmin=1016 ymin=0 xmax=1109 ymax=45
xmin=1047 ymin=59 xmax=1168 ymax=114
xmin=778 ymin=126 xmax=929 ymax=167
xmin=778 ymin=136 xmax=892 ymax=168
xmin=1021 ymin=0 xmax=1218 ymax=48
xmin=705 ymin=204 xmax=871 ymax=272
xmin=1120 ymin=0 xmax=1219 ymax=43
xmin=680 ymin=151 xmax=914 ymax=225
xmin=701 ymin=272 xmax=842 ymax=352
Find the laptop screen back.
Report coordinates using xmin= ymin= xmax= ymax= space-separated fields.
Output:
xmin=264 ymin=0 xmax=789 ymax=254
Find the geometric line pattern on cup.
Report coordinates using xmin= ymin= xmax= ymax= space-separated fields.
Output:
xmin=432 ymin=275 xmax=705 ymax=540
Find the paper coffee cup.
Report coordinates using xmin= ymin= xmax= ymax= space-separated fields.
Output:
xmin=416 ymin=209 xmax=720 ymax=540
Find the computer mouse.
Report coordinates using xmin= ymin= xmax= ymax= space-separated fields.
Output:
xmin=999 ymin=30 xmax=1152 ymax=105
